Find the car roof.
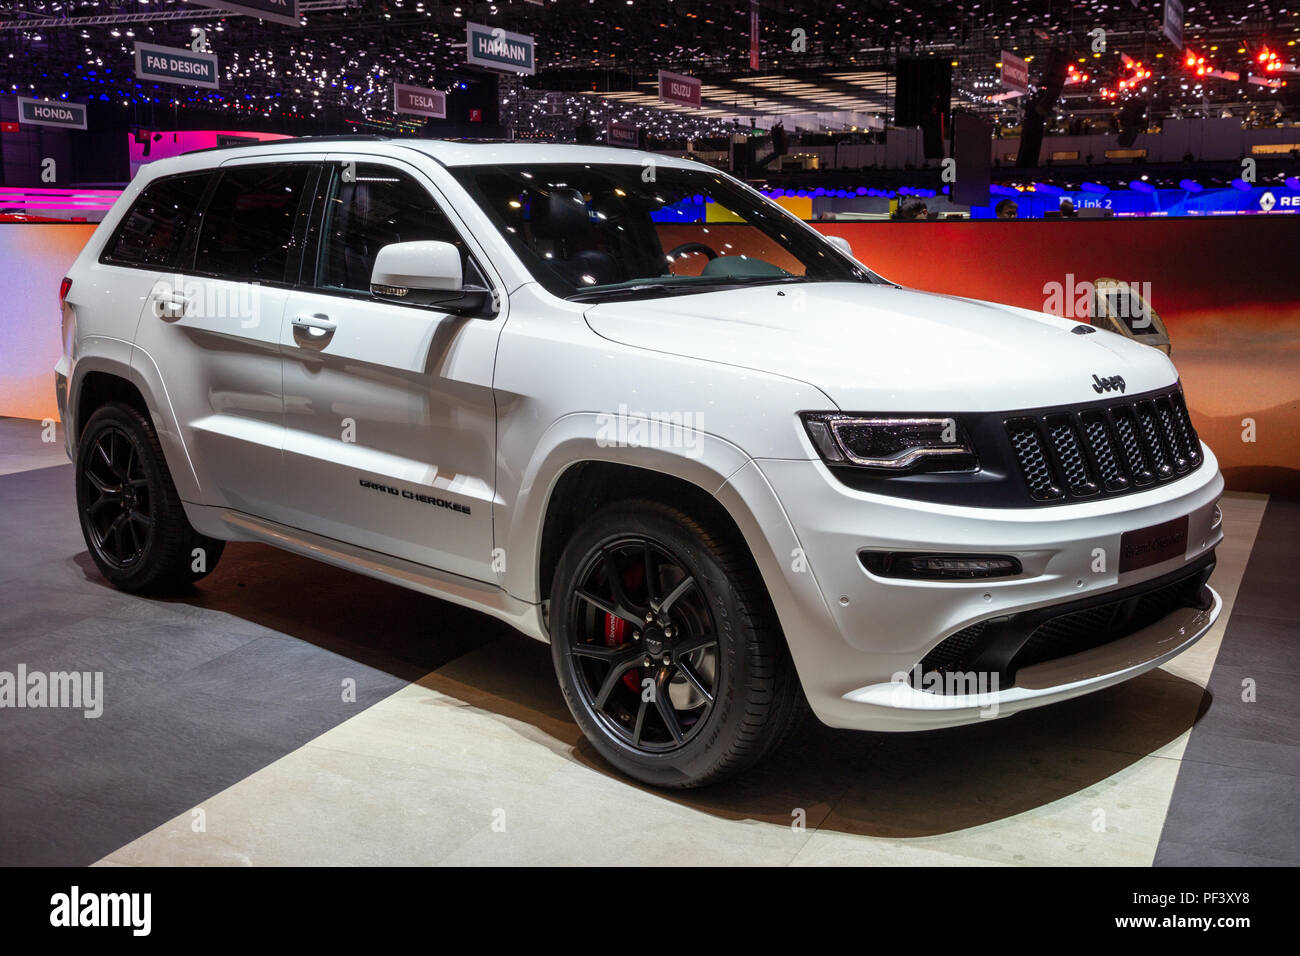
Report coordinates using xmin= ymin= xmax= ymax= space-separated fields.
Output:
xmin=160 ymin=135 xmax=709 ymax=173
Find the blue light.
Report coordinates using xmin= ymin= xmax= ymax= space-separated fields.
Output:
xmin=855 ymin=187 xmax=868 ymax=196
xmin=1081 ymin=182 xmax=1108 ymax=194
xmin=1033 ymin=182 xmax=1063 ymax=195
xmin=1286 ymin=177 xmax=1300 ymax=190
xmin=1129 ymin=180 xmax=1155 ymax=194
xmin=1230 ymin=178 xmax=1251 ymax=192
xmin=1179 ymin=179 xmax=1203 ymax=192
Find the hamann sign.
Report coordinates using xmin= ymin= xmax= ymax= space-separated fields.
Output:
xmin=134 ymin=42 xmax=220 ymax=90
xmin=466 ymin=22 xmax=536 ymax=75
xmin=17 ymin=97 xmax=87 ymax=130
xmin=189 ymin=0 xmax=301 ymax=28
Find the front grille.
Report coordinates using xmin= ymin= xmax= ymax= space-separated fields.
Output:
xmin=1004 ymin=385 xmax=1202 ymax=504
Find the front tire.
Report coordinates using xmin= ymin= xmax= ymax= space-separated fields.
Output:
xmin=75 ymin=401 xmax=225 ymax=593
xmin=551 ymin=499 xmax=805 ymax=788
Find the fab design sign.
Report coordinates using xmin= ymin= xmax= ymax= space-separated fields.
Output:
xmin=134 ymin=42 xmax=220 ymax=90
xmin=393 ymin=83 xmax=447 ymax=120
xmin=189 ymin=0 xmax=301 ymax=28
xmin=658 ymin=70 xmax=702 ymax=107
xmin=16 ymin=97 xmax=87 ymax=130
xmin=466 ymin=22 xmax=536 ymax=75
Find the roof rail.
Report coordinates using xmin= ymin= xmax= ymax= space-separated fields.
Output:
xmin=182 ymin=134 xmax=390 ymax=156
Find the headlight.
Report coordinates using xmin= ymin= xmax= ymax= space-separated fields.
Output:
xmin=800 ymin=413 xmax=978 ymax=474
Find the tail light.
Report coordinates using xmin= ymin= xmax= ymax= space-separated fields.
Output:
xmin=59 ymin=276 xmax=72 ymax=310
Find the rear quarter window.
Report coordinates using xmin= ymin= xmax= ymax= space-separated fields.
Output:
xmin=99 ymin=172 xmax=212 ymax=270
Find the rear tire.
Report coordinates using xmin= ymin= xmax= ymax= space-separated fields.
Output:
xmin=75 ymin=401 xmax=225 ymax=593
xmin=550 ymin=499 xmax=805 ymax=788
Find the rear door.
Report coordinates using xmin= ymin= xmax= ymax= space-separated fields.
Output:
xmin=276 ymin=155 xmax=503 ymax=582
xmin=131 ymin=159 xmax=318 ymax=516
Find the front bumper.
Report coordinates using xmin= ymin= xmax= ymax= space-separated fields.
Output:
xmin=730 ymin=442 xmax=1224 ymax=731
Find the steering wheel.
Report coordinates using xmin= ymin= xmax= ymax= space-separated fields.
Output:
xmin=667 ymin=241 xmax=720 ymax=262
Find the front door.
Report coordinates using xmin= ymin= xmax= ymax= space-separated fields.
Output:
xmin=277 ymin=156 xmax=502 ymax=582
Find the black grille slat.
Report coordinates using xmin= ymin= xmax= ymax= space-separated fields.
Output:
xmin=1111 ymin=407 xmax=1155 ymax=486
xmin=1003 ymin=385 xmax=1201 ymax=504
xmin=1008 ymin=420 xmax=1062 ymax=500
xmin=1171 ymin=392 xmax=1203 ymax=466
xmin=1136 ymin=402 xmax=1173 ymax=478
xmin=1046 ymin=417 xmax=1098 ymax=497
xmin=1080 ymin=412 xmax=1128 ymax=492
xmin=1156 ymin=398 xmax=1190 ymax=473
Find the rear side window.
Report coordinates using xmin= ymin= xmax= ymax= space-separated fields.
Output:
xmin=101 ymin=173 xmax=210 ymax=269
xmin=193 ymin=164 xmax=312 ymax=283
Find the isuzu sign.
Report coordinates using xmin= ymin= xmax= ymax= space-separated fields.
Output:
xmin=1000 ymin=51 xmax=1029 ymax=94
xmin=16 ymin=97 xmax=87 ymax=130
xmin=658 ymin=70 xmax=701 ymax=107
xmin=393 ymin=83 xmax=447 ymax=120
xmin=188 ymin=0 xmax=300 ymax=28
xmin=134 ymin=42 xmax=220 ymax=90
xmin=466 ymin=22 xmax=536 ymax=75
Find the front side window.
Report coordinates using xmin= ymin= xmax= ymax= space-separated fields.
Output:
xmin=316 ymin=163 xmax=475 ymax=294
xmin=450 ymin=162 xmax=872 ymax=300
xmin=102 ymin=173 xmax=211 ymax=269
xmin=193 ymin=164 xmax=312 ymax=283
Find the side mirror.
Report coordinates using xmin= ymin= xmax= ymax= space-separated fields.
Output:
xmin=370 ymin=240 xmax=495 ymax=315
xmin=826 ymin=235 xmax=853 ymax=258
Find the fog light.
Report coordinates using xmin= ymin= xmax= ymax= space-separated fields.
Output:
xmin=1211 ymin=502 xmax=1223 ymax=530
xmin=861 ymin=552 xmax=1023 ymax=580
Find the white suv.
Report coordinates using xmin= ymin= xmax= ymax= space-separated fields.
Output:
xmin=55 ymin=137 xmax=1224 ymax=787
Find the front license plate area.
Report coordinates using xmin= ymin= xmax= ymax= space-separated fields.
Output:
xmin=1119 ymin=514 xmax=1189 ymax=573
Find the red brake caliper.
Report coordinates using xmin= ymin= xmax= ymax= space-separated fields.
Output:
xmin=603 ymin=562 xmax=646 ymax=692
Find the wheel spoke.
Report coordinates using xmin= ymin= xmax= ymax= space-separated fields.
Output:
xmin=86 ymin=470 xmax=118 ymax=497
xmin=128 ymin=510 xmax=153 ymax=528
xmin=602 ymin=548 xmax=643 ymax=620
xmin=675 ymin=659 xmax=715 ymax=704
xmin=642 ymin=541 xmax=658 ymax=608
xmin=105 ymin=512 xmax=129 ymax=558
xmin=592 ymin=650 xmax=644 ymax=710
xmin=673 ymin=632 xmax=718 ymax=657
xmin=659 ymin=574 xmax=696 ymax=615
xmin=631 ymin=698 xmax=649 ymax=747
xmin=653 ymin=674 xmax=685 ymax=743
xmin=574 ymin=588 xmax=640 ymax=626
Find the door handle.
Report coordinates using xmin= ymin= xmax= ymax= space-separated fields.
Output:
xmin=291 ymin=312 xmax=337 ymax=348
xmin=152 ymin=294 xmax=189 ymax=321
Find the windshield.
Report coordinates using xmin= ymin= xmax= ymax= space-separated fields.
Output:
xmin=449 ymin=162 xmax=873 ymax=300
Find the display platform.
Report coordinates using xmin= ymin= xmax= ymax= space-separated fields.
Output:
xmin=1 ymin=417 xmax=1295 ymax=867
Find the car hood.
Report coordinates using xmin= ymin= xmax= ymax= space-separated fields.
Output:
xmin=583 ymin=282 xmax=1179 ymax=412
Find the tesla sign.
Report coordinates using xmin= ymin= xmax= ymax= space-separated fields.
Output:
xmin=393 ymin=83 xmax=446 ymax=119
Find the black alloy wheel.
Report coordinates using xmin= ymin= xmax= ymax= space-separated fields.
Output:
xmin=551 ymin=499 xmax=806 ymax=788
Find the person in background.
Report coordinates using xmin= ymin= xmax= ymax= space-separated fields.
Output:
xmin=1059 ymin=197 xmax=1078 ymax=218
xmin=995 ymin=198 xmax=1019 ymax=219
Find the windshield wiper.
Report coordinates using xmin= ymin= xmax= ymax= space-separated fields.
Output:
xmin=565 ymin=283 xmax=674 ymax=303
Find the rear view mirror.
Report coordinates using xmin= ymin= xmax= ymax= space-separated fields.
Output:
xmin=370 ymin=240 xmax=495 ymax=315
